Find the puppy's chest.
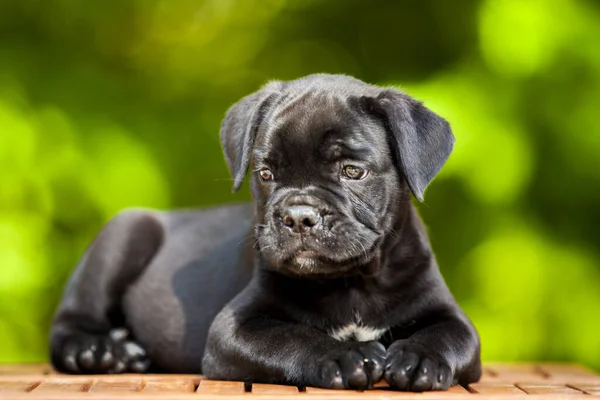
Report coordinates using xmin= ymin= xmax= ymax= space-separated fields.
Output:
xmin=293 ymin=284 xmax=395 ymax=342
xmin=323 ymin=297 xmax=391 ymax=343
xmin=329 ymin=319 xmax=389 ymax=342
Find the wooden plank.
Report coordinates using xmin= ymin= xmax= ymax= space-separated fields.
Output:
xmin=369 ymin=385 xmax=470 ymax=396
xmin=33 ymin=378 xmax=93 ymax=393
xmin=414 ymin=385 xmax=471 ymax=397
xmin=142 ymin=378 xmax=196 ymax=392
xmin=304 ymin=386 xmax=358 ymax=395
xmin=372 ymin=380 xmax=390 ymax=388
xmin=482 ymin=363 xmax=549 ymax=383
xmin=444 ymin=385 xmax=469 ymax=393
xmin=0 ymin=363 xmax=598 ymax=398
xmin=196 ymin=379 xmax=245 ymax=394
xmin=354 ymin=392 xmax=419 ymax=398
xmin=468 ymin=383 xmax=525 ymax=395
xmin=89 ymin=378 xmax=144 ymax=392
xmin=0 ymin=380 xmax=41 ymax=392
xmin=0 ymin=364 xmax=52 ymax=376
xmin=538 ymin=363 xmax=600 ymax=383
xmin=306 ymin=384 xmax=414 ymax=397
xmin=251 ymin=383 xmax=300 ymax=394
xmin=517 ymin=382 xmax=584 ymax=395
xmin=290 ymin=387 xmax=435 ymax=398
xmin=570 ymin=383 xmax=600 ymax=395
xmin=307 ymin=385 xmax=470 ymax=398
xmin=478 ymin=366 xmax=503 ymax=383
xmin=144 ymin=374 xmax=202 ymax=381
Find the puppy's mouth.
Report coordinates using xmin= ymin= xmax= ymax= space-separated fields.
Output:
xmin=260 ymin=233 xmax=381 ymax=277
xmin=294 ymin=250 xmax=317 ymax=259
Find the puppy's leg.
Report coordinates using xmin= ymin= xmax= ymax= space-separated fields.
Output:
xmin=384 ymin=309 xmax=481 ymax=392
xmin=202 ymin=302 xmax=386 ymax=390
xmin=50 ymin=210 xmax=164 ymax=374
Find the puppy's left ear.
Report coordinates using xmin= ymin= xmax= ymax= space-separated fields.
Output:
xmin=220 ymin=82 xmax=281 ymax=192
xmin=371 ymin=89 xmax=455 ymax=201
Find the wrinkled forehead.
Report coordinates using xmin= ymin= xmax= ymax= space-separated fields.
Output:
xmin=253 ymin=91 xmax=388 ymax=164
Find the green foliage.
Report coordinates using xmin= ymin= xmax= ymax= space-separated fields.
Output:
xmin=1 ymin=0 xmax=599 ymax=368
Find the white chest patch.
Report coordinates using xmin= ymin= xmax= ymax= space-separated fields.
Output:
xmin=330 ymin=323 xmax=388 ymax=342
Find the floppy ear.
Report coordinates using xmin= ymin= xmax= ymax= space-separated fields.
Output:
xmin=372 ymin=89 xmax=455 ymax=201
xmin=220 ymin=82 xmax=281 ymax=191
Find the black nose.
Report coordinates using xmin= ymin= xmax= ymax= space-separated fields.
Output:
xmin=282 ymin=205 xmax=320 ymax=234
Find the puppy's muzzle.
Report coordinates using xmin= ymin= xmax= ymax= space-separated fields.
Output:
xmin=281 ymin=205 xmax=321 ymax=234
xmin=275 ymin=193 xmax=327 ymax=235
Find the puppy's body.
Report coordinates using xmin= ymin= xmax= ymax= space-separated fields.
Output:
xmin=51 ymin=204 xmax=255 ymax=373
xmin=118 ymin=204 xmax=255 ymax=373
xmin=51 ymin=74 xmax=481 ymax=391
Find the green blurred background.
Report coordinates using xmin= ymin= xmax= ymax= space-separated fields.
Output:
xmin=1 ymin=0 xmax=599 ymax=369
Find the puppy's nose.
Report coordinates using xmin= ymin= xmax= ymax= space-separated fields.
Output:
xmin=282 ymin=205 xmax=320 ymax=234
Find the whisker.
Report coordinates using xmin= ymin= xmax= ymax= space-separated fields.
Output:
xmin=237 ymin=234 xmax=256 ymax=246
xmin=389 ymin=228 xmax=401 ymax=240
xmin=353 ymin=233 xmax=370 ymax=261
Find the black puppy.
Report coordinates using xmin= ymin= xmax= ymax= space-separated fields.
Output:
xmin=50 ymin=74 xmax=481 ymax=391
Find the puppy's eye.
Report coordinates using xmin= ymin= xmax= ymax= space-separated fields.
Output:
xmin=342 ymin=165 xmax=368 ymax=180
xmin=259 ymin=168 xmax=274 ymax=182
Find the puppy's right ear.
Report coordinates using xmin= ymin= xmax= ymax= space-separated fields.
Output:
xmin=220 ymin=82 xmax=281 ymax=192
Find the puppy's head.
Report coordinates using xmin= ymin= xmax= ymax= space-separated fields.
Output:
xmin=220 ymin=74 xmax=454 ymax=277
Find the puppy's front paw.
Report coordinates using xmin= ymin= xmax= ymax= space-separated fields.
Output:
xmin=56 ymin=328 xmax=150 ymax=374
xmin=314 ymin=341 xmax=385 ymax=390
xmin=384 ymin=341 xmax=452 ymax=392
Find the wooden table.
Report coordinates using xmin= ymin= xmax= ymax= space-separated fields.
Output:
xmin=1 ymin=363 xmax=599 ymax=399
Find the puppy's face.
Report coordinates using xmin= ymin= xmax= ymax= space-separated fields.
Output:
xmin=220 ymin=74 xmax=454 ymax=277
xmin=250 ymin=97 xmax=404 ymax=276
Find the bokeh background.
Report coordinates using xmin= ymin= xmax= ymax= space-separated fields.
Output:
xmin=1 ymin=0 xmax=599 ymax=369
